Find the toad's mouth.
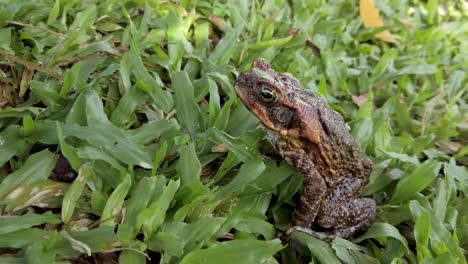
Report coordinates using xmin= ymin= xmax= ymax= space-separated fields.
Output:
xmin=234 ymin=83 xmax=248 ymax=106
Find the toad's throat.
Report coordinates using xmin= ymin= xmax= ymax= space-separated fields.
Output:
xmin=249 ymin=102 xmax=276 ymax=130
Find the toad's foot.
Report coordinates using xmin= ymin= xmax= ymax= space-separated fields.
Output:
xmin=287 ymin=222 xmax=371 ymax=241
xmin=286 ymin=226 xmax=335 ymax=241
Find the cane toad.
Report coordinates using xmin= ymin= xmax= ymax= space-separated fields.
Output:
xmin=235 ymin=58 xmax=376 ymax=239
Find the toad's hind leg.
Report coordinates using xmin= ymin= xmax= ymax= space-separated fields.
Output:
xmin=316 ymin=177 xmax=376 ymax=239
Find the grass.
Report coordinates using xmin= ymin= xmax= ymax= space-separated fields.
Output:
xmin=0 ymin=0 xmax=467 ymax=263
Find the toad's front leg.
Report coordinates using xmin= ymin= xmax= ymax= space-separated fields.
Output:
xmin=292 ymin=172 xmax=328 ymax=227
xmin=276 ymin=140 xmax=327 ymax=228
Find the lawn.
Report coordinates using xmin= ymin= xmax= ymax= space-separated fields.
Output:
xmin=0 ymin=0 xmax=467 ymax=263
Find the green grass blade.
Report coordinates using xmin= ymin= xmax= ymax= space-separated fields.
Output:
xmin=214 ymin=157 xmax=265 ymax=199
xmin=171 ymin=71 xmax=202 ymax=138
xmin=391 ymin=159 xmax=442 ymax=203
xmin=139 ymin=179 xmax=180 ymax=237
xmin=62 ymin=162 xmax=94 ymax=224
xmin=0 ymin=149 xmax=57 ymax=200
xmin=0 ymin=212 xmax=61 ymax=235
xmin=289 ymin=232 xmax=342 ymax=264
xmin=0 ymin=126 xmax=26 ymax=166
xmin=354 ymin=223 xmax=409 ymax=251
xmin=101 ymin=173 xmax=132 ymax=226
xmin=177 ymin=142 xmax=201 ymax=186
xmin=180 ymin=239 xmax=283 ymax=264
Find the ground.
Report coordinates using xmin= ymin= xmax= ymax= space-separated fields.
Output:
xmin=0 ymin=1 xmax=466 ymax=263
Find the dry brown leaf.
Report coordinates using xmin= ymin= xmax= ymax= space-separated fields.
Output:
xmin=208 ymin=14 xmax=226 ymax=31
xmin=399 ymin=19 xmax=416 ymax=32
xmin=0 ymin=83 xmax=15 ymax=109
xmin=359 ymin=0 xmax=396 ymax=43
xmin=435 ymin=140 xmax=464 ymax=155
xmin=211 ymin=144 xmax=229 ymax=153
xmin=0 ymin=50 xmax=62 ymax=79
xmin=19 ymin=67 xmax=32 ymax=97
xmin=352 ymin=93 xmax=369 ymax=108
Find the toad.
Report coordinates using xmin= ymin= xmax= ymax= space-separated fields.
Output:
xmin=235 ymin=58 xmax=376 ymax=239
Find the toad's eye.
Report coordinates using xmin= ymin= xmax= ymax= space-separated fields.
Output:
xmin=258 ymin=85 xmax=278 ymax=103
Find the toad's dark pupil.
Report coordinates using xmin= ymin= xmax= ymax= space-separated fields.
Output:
xmin=259 ymin=86 xmax=277 ymax=103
